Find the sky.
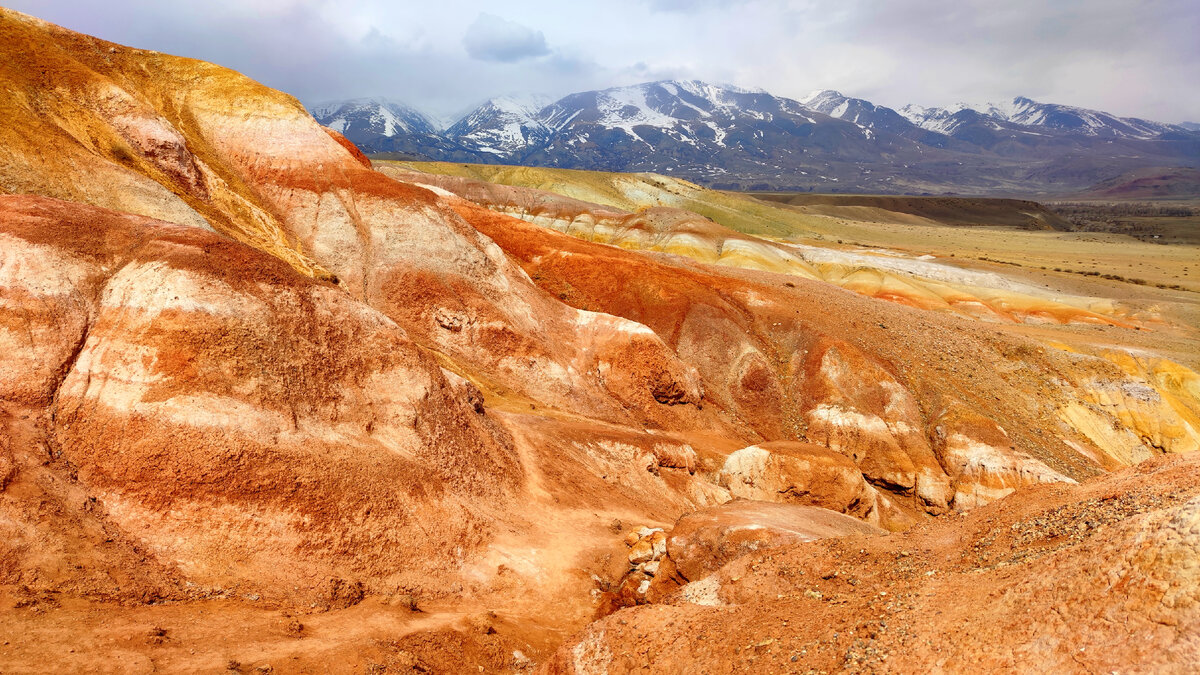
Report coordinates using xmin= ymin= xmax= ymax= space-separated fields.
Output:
xmin=7 ymin=0 xmax=1199 ymax=125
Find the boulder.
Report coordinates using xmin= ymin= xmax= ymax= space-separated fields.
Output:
xmin=719 ymin=442 xmax=869 ymax=512
xmin=718 ymin=442 xmax=915 ymax=531
xmin=666 ymin=500 xmax=883 ymax=581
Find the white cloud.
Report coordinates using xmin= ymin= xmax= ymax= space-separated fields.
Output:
xmin=462 ymin=13 xmax=549 ymax=63
xmin=5 ymin=0 xmax=1198 ymax=123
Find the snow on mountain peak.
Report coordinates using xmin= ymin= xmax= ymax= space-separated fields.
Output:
xmin=669 ymin=79 xmax=759 ymax=105
xmin=486 ymin=93 xmax=555 ymax=117
xmin=896 ymin=95 xmax=1179 ymax=139
xmin=595 ymin=84 xmax=680 ymax=132
xmin=800 ymin=90 xmax=846 ymax=107
xmin=443 ymin=93 xmax=557 ymax=155
xmin=308 ymin=97 xmax=440 ymax=135
xmin=308 ymin=82 xmax=1192 ymax=169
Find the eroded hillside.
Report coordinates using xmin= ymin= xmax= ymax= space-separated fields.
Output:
xmin=0 ymin=8 xmax=1197 ymax=673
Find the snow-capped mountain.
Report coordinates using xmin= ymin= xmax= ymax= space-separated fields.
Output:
xmin=308 ymin=83 xmax=1199 ymax=194
xmin=310 ymin=98 xmax=441 ymax=139
xmin=445 ymin=94 xmax=555 ymax=156
xmin=900 ymin=97 xmax=1183 ymax=140
xmin=309 ymin=98 xmax=493 ymax=161
xmin=519 ymin=80 xmax=910 ymax=179
xmin=897 ymin=103 xmax=977 ymax=135
xmin=896 ymin=103 xmax=1047 ymax=149
xmin=537 ymin=80 xmax=816 ymax=148
xmin=800 ymin=90 xmax=915 ymax=136
xmin=539 ymin=80 xmax=768 ymax=136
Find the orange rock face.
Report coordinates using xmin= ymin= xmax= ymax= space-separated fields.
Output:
xmin=0 ymin=7 xmax=1198 ymax=673
xmin=380 ymin=166 xmax=1137 ymax=327
xmin=449 ymin=198 xmax=1191 ymax=507
xmin=0 ymin=8 xmax=720 ymax=438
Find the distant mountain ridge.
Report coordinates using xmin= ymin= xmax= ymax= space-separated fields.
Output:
xmin=896 ymin=95 xmax=1180 ymax=139
xmin=445 ymin=94 xmax=555 ymax=156
xmin=309 ymin=82 xmax=1200 ymax=195
xmin=309 ymin=97 xmax=440 ymax=136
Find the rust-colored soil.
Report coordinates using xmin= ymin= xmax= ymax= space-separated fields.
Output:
xmin=545 ymin=453 xmax=1200 ymax=673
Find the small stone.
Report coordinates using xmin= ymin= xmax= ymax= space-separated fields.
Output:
xmin=628 ymin=540 xmax=655 ymax=564
xmin=284 ymin=619 xmax=304 ymax=637
xmin=466 ymin=612 xmax=497 ymax=635
xmin=393 ymin=593 xmax=420 ymax=612
xmin=650 ymin=532 xmax=668 ymax=558
xmin=392 ymin=651 xmax=422 ymax=670
xmin=145 ymin=626 xmax=169 ymax=645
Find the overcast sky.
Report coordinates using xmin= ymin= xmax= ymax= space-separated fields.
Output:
xmin=8 ymin=0 xmax=1198 ymax=124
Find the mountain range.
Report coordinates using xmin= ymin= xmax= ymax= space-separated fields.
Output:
xmin=310 ymin=81 xmax=1200 ymax=195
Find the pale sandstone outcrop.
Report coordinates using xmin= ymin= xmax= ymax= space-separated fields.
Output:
xmin=718 ymin=441 xmax=913 ymax=530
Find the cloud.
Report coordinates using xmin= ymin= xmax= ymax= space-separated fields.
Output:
xmin=644 ymin=0 xmax=749 ymax=12
xmin=817 ymin=0 xmax=1200 ymax=121
xmin=4 ymin=0 xmax=1197 ymax=123
xmin=462 ymin=13 xmax=550 ymax=63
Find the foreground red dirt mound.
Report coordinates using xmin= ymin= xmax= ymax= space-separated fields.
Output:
xmin=601 ymin=501 xmax=883 ymax=611
xmin=545 ymin=452 xmax=1200 ymax=673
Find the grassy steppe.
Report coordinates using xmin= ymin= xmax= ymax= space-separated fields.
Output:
xmin=392 ymin=161 xmax=1198 ymax=295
